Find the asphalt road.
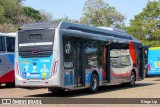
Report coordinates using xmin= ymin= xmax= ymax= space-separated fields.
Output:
xmin=0 ymin=77 xmax=160 ymax=106
xmin=0 ymin=77 xmax=160 ymax=98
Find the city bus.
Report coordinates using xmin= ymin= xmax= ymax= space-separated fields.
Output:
xmin=148 ymin=47 xmax=160 ymax=76
xmin=0 ymin=33 xmax=16 ymax=87
xmin=15 ymin=22 xmax=145 ymax=93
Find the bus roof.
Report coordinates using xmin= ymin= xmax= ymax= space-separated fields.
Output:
xmin=21 ymin=21 xmax=141 ymax=43
xmin=0 ymin=32 xmax=16 ymax=37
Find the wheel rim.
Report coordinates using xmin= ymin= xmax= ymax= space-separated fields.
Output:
xmin=92 ymin=78 xmax=97 ymax=90
xmin=131 ymin=72 xmax=135 ymax=85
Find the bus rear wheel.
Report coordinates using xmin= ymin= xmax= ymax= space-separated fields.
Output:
xmin=127 ymin=71 xmax=136 ymax=87
xmin=121 ymin=71 xmax=136 ymax=87
xmin=89 ymin=74 xmax=99 ymax=93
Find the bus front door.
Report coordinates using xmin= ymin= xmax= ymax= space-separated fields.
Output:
xmin=75 ymin=41 xmax=85 ymax=87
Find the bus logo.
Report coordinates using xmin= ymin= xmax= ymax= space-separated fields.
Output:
xmin=65 ymin=41 xmax=71 ymax=54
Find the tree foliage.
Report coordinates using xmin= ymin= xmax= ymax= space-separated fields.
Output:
xmin=80 ymin=0 xmax=125 ymax=28
xmin=55 ymin=16 xmax=79 ymax=23
xmin=126 ymin=1 xmax=160 ymax=46
xmin=0 ymin=0 xmax=52 ymax=33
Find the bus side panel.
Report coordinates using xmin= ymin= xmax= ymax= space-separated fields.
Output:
xmin=110 ymin=49 xmax=132 ymax=84
xmin=0 ymin=53 xmax=14 ymax=83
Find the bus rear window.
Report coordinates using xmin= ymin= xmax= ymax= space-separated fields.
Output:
xmin=18 ymin=29 xmax=54 ymax=52
xmin=29 ymin=34 xmax=42 ymax=40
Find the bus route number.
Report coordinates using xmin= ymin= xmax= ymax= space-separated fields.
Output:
xmin=64 ymin=62 xmax=73 ymax=68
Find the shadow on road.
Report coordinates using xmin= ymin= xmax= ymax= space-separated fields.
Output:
xmin=26 ymin=83 xmax=156 ymax=98
xmin=0 ymin=85 xmax=15 ymax=89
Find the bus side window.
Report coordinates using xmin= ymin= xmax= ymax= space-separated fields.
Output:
xmin=6 ymin=37 xmax=15 ymax=52
xmin=0 ymin=37 xmax=5 ymax=52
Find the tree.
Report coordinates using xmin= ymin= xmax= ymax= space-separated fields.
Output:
xmin=40 ymin=10 xmax=53 ymax=21
xmin=0 ymin=23 xmax=15 ymax=33
xmin=80 ymin=0 xmax=125 ymax=28
xmin=0 ymin=0 xmax=53 ymax=32
xmin=0 ymin=0 xmax=23 ymax=24
xmin=55 ymin=16 xmax=79 ymax=23
xmin=23 ymin=6 xmax=44 ymax=22
xmin=126 ymin=1 xmax=160 ymax=46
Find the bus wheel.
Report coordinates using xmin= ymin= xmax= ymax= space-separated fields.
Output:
xmin=128 ymin=71 xmax=136 ymax=86
xmin=90 ymin=74 xmax=99 ymax=93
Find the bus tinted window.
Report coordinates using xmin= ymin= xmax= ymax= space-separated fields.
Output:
xmin=85 ymin=40 xmax=98 ymax=67
xmin=0 ymin=37 xmax=5 ymax=52
xmin=6 ymin=37 xmax=15 ymax=52
xmin=63 ymin=37 xmax=75 ymax=69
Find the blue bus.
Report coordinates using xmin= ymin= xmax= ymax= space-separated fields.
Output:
xmin=148 ymin=47 xmax=160 ymax=76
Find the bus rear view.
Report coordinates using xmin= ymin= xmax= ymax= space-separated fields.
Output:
xmin=148 ymin=47 xmax=160 ymax=76
xmin=15 ymin=22 xmax=61 ymax=87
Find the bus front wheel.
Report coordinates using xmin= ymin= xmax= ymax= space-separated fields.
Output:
xmin=89 ymin=74 xmax=99 ymax=93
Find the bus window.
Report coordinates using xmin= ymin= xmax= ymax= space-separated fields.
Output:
xmin=6 ymin=37 xmax=15 ymax=52
xmin=85 ymin=40 xmax=98 ymax=67
xmin=0 ymin=37 xmax=5 ymax=52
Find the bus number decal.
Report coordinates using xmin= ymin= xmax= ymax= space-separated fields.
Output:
xmin=64 ymin=62 xmax=73 ymax=68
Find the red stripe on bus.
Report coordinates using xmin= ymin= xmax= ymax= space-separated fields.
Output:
xmin=0 ymin=70 xmax=14 ymax=83
xmin=129 ymin=42 xmax=137 ymax=67
xmin=111 ymin=71 xmax=131 ymax=77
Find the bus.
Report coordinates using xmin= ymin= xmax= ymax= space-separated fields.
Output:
xmin=143 ymin=46 xmax=150 ymax=77
xmin=15 ymin=22 xmax=145 ymax=93
xmin=148 ymin=47 xmax=160 ymax=76
xmin=0 ymin=33 xmax=16 ymax=87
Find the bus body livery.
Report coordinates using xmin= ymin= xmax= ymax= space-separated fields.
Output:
xmin=15 ymin=22 xmax=145 ymax=92
xmin=0 ymin=33 xmax=16 ymax=87
xmin=148 ymin=47 xmax=160 ymax=76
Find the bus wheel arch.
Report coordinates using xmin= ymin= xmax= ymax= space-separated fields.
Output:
xmin=132 ymin=69 xmax=136 ymax=81
xmin=89 ymin=70 xmax=99 ymax=93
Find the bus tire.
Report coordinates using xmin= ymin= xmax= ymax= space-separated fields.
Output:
xmin=89 ymin=73 xmax=99 ymax=93
xmin=127 ymin=71 xmax=136 ymax=87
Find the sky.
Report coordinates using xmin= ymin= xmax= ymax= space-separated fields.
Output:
xmin=23 ymin=0 xmax=158 ymax=26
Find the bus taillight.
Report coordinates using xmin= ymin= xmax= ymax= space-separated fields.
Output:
xmin=52 ymin=61 xmax=58 ymax=75
xmin=148 ymin=64 xmax=151 ymax=70
xmin=16 ymin=61 xmax=20 ymax=75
